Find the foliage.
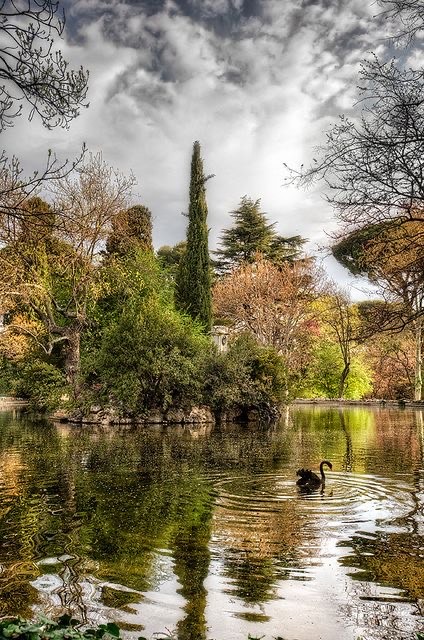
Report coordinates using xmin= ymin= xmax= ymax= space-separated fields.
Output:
xmin=0 ymin=616 xmax=121 ymax=640
xmin=0 ymin=356 xmax=19 ymax=395
xmin=0 ymin=156 xmax=135 ymax=391
xmin=332 ymin=219 xmax=424 ymax=319
xmin=106 ymin=205 xmax=153 ymax=256
xmin=92 ymin=297 xmax=210 ymax=413
xmin=362 ymin=328 xmax=415 ymax=399
xmin=0 ymin=616 xmax=288 ymax=640
xmin=96 ymin=250 xmax=172 ymax=320
xmin=81 ymin=250 xmax=174 ymax=382
xmin=15 ymin=359 xmax=68 ymax=410
xmin=316 ymin=288 xmax=361 ymax=397
xmin=157 ymin=241 xmax=186 ymax=279
xmin=301 ymin=340 xmax=373 ymax=400
xmin=214 ymin=195 xmax=304 ymax=273
xmin=333 ymin=220 xmax=423 ymax=400
xmin=202 ymin=333 xmax=287 ymax=415
xmin=213 ymin=256 xmax=320 ymax=393
xmin=175 ymin=141 xmax=212 ymax=331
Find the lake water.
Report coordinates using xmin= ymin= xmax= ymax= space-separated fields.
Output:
xmin=0 ymin=406 xmax=423 ymax=640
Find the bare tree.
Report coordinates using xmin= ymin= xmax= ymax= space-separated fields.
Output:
xmin=0 ymin=147 xmax=86 ymax=228
xmin=377 ymin=0 xmax=424 ymax=44
xmin=0 ymin=1 xmax=89 ymax=229
xmin=0 ymin=0 xmax=88 ymax=131
xmin=285 ymin=57 xmax=424 ymax=235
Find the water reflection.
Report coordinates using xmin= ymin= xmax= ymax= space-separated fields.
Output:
xmin=0 ymin=408 xmax=423 ymax=639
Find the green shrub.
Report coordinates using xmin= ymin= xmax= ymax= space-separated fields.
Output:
xmin=0 ymin=616 xmax=290 ymax=640
xmin=0 ymin=355 xmax=20 ymax=395
xmin=15 ymin=360 xmax=68 ymax=411
xmin=92 ymin=297 xmax=210 ymax=413
xmin=0 ymin=616 xmax=119 ymax=640
xmin=202 ymin=334 xmax=287 ymax=417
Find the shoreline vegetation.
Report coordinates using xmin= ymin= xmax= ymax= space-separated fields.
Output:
xmin=1 ymin=397 xmax=424 ymax=428
xmin=0 ymin=614 xmax=422 ymax=640
xmin=1 ymin=146 xmax=422 ymax=417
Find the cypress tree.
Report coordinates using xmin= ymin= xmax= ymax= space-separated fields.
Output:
xmin=214 ymin=195 xmax=305 ymax=273
xmin=176 ymin=141 xmax=212 ymax=332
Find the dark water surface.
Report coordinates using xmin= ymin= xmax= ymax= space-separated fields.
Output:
xmin=0 ymin=406 xmax=423 ymax=640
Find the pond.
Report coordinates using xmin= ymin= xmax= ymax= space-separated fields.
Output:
xmin=0 ymin=406 xmax=423 ymax=640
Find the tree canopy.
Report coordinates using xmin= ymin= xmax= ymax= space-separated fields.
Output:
xmin=106 ymin=204 xmax=153 ymax=256
xmin=214 ymin=196 xmax=305 ymax=273
xmin=0 ymin=154 xmax=135 ymax=391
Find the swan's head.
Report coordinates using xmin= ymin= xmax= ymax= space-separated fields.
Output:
xmin=322 ymin=460 xmax=333 ymax=470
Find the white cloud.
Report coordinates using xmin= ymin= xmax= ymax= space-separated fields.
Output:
xmin=1 ymin=0 xmax=401 ymax=293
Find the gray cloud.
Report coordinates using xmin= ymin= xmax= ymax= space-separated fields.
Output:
xmin=1 ymin=0 xmax=404 ymax=295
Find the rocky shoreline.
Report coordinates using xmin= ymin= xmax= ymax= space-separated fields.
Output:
xmin=0 ymin=396 xmax=28 ymax=408
xmin=2 ymin=397 xmax=423 ymax=425
xmin=49 ymin=404 xmax=268 ymax=426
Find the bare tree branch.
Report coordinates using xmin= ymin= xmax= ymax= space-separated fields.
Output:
xmin=0 ymin=0 xmax=89 ymax=131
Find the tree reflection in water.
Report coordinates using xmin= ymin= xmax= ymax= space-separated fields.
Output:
xmin=0 ymin=408 xmax=423 ymax=640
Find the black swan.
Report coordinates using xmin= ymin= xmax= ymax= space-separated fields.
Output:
xmin=296 ymin=460 xmax=333 ymax=489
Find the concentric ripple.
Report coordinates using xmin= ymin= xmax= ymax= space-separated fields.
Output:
xmin=208 ymin=470 xmax=415 ymax=525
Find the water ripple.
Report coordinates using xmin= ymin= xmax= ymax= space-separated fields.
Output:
xmin=209 ymin=471 xmax=414 ymax=526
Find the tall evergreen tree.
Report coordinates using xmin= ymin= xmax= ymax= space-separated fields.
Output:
xmin=106 ymin=204 xmax=153 ymax=256
xmin=176 ymin=141 xmax=212 ymax=332
xmin=214 ymin=196 xmax=305 ymax=273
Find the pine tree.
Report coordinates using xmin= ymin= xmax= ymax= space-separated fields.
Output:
xmin=106 ymin=204 xmax=153 ymax=256
xmin=176 ymin=141 xmax=212 ymax=331
xmin=214 ymin=196 xmax=305 ymax=273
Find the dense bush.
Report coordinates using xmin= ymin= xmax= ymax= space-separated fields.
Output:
xmin=0 ymin=356 xmax=19 ymax=395
xmin=91 ymin=297 xmax=210 ymax=413
xmin=202 ymin=333 xmax=287 ymax=418
xmin=15 ymin=360 xmax=68 ymax=411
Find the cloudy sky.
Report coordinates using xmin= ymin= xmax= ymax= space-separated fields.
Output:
xmin=3 ymin=0 xmax=399 ymax=293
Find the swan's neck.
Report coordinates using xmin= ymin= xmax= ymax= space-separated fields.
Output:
xmin=319 ymin=460 xmax=330 ymax=480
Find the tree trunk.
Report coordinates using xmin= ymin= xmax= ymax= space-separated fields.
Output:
xmin=64 ymin=327 xmax=81 ymax=396
xmin=339 ymin=362 xmax=350 ymax=398
xmin=415 ymin=317 xmax=422 ymax=401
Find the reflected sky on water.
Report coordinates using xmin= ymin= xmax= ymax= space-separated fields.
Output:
xmin=0 ymin=406 xmax=423 ymax=639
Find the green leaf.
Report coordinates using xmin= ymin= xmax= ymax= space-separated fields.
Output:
xmin=104 ymin=624 xmax=120 ymax=638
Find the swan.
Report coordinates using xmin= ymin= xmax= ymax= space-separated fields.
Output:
xmin=296 ymin=460 xmax=333 ymax=489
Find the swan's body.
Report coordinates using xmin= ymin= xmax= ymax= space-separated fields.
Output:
xmin=296 ymin=460 xmax=332 ymax=489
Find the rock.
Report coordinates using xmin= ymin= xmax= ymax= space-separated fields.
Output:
xmin=184 ymin=406 xmax=215 ymax=424
xmin=67 ymin=409 xmax=83 ymax=422
xmin=49 ymin=409 xmax=70 ymax=422
xmin=90 ymin=405 xmax=102 ymax=414
xmin=145 ymin=409 xmax=164 ymax=423
xmin=165 ymin=408 xmax=185 ymax=423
